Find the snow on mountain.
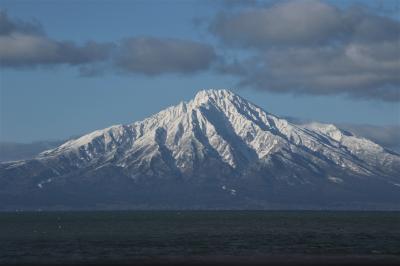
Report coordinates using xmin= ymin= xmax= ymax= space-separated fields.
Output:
xmin=9 ymin=89 xmax=400 ymax=181
xmin=1 ymin=89 xmax=399 ymax=209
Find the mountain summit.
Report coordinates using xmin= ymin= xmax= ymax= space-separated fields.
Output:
xmin=1 ymin=89 xmax=399 ymax=210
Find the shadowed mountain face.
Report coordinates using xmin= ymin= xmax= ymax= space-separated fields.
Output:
xmin=1 ymin=89 xmax=399 ymax=210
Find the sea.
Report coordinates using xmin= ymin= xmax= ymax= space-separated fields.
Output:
xmin=0 ymin=211 xmax=399 ymax=265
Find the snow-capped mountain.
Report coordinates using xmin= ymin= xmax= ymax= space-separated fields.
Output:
xmin=1 ymin=89 xmax=399 ymax=210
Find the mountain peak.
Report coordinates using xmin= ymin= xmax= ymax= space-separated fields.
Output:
xmin=195 ymin=88 xmax=235 ymax=97
xmin=193 ymin=89 xmax=236 ymax=103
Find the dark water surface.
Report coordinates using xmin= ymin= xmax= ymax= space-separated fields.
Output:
xmin=0 ymin=211 xmax=399 ymax=264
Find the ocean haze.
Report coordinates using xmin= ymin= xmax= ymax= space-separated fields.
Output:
xmin=0 ymin=140 xmax=65 ymax=162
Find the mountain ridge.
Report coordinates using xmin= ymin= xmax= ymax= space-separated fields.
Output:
xmin=1 ymin=89 xmax=399 ymax=210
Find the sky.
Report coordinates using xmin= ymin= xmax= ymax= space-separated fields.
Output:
xmin=0 ymin=0 xmax=399 ymax=144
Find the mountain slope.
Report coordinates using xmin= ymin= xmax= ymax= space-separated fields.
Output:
xmin=1 ymin=89 xmax=399 ymax=210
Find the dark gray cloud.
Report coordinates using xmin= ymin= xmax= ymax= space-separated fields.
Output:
xmin=0 ymin=10 xmax=113 ymax=68
xmin=0 ymin=10 xmax=43 ymax=36
xmin=0 ymin=11 xmax=216 ymax=76
xmin=211 ymin=0 xmax=344 ymax=47
xmin=227 ymin=42 xmax=400 ymax=101
xmin=114 ymin=37 xmax=216 ymax=75
xmin=211 ymin=0 xmax=400 ymax=102
xmin=211 ymin=0 xmax=400 ymax=48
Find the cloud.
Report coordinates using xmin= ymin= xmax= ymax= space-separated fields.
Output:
xmin=228 ymin=42 xmax=400 ymax=101
xmin=0 ymin=10 xmax=114 ymax=68
xmin=0 ymin=11 xmax=43 ymax=36
xmin=211 ymin=0 xmax=345 ymax=47
xmin=211 ymin=0 xmax=400 ymax=48
xmin=114 ymin=37 xmax=216 ymax=75
xmin=211 ymin=0 xmax=400 ymax=102
xmin=0 ymin=11 xmax=216 ymax=76
xmin=2 ymin=2 xmax=399 ymax=98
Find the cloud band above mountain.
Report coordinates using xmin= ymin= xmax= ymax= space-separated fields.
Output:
xmin=1 ymin=0 xmax=399 ymax=102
